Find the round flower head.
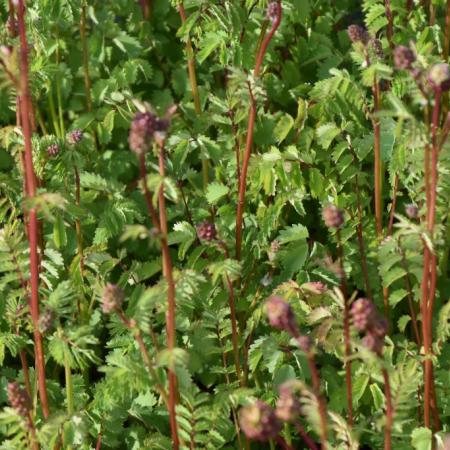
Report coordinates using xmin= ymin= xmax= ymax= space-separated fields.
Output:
xmin=351 ymin=298 xmax=376 ymax=332
xmin=405 ymin=204 xmax=419 ymax=219
xmin=428 ymin=63 xmax=450 ymax=92
xmin=128 ymin=111 xmax=157 ymax=154
xmin=196 ymin=221 xmax=217 ymax=242
xmin=39 ymin=309 xmax=55 ymax=334
xmin=102 ymin=283 xmax=125 ymax=314
xmin=265 ymin=296 xmax=298 ymax=336
xmin=239 ymin=400 xmax=282 ymax=441
xmin=276 ymin=384 xmax=301 ymax=422
xmin=7 ymin=382 xmax=31 ymax=417
xmin=266 ymin=2 xmax=280 ymax=22
xmin=47 ymin=144 xmax=60 ymax=157
xmin=347 ymin=24 xmax=369 ymax=44
xmin=393 ymin=45 xmax=415 ymax=70
xmin=68 ymin=129 xmax=84 ymax=145
xmin=322 ymin=205 xmax=345 ymax=229
xmin=370 ymin=38 xmax=383 ymax=59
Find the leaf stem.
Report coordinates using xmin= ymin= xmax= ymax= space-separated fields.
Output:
xmin=382 ymin=368 xmax=393 ymax=450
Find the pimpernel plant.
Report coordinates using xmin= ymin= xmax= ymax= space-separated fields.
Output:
xmin=1 ymin=0 xmax=450 ymax=449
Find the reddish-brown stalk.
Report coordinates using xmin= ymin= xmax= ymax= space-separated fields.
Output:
xmin=26 ymin=412 xmax=39 ymax=450
xmin=306 ymin=354 xmax=328 ymax=449
xmin=74 ymin=166 xmax=84 ymax=273
xmin=382 ymin=368 xmax=393 ymax=450
xmin=95 ymin=433 xmax=102 ymax=450
xmin=140 ymin=0 xmax=151 ymax=19
xmin=116 ymin=310 xmax=170 ymax=408
xmin=387 ymin=175 xmax=399 ymax=236
xmin=177 ymin=4 xmax=208 ymax=186
xmin=294 ymin=421 xmax=319 ymax=450
xmin=16 ymin=0 xmax=50 ymax=419
xmin=445 ymin=0 xmax=450 ymax=61
xmin=235 ymin=1 xmax=281 ymax=260
xmin=373 ymin=79 xmax=383 ymax=237
xmin=275 ymin=436 xmax=295 ymax=450
xmin=336 ymin=229 xmax=353 ymax=426
xmin=355 ymin=174 xmax=372 ymax=297
xmin=80 ymin=1 xmax=92 ymax=113
xmin=157 ymin=141 xmax=180 ymax=450
xmin=384 ymin=0 xmax=394 ymax=50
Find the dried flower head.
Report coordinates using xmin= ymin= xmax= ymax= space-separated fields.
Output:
xmin=266 ymin=2 xmax=280 ymax=22
xmin=405 ymin=204 xmax=419 ymax=219
xmin=68 ymin=129 xmax=84 ymax=145
xmin=196 ymin=221 xmax=217 ymax=242
xmin=265 ymin=296 xmax=298 ymax=336
xmin=347 ymin=25 xmax=369 ymax=44
xmin=102 ymin=283 xmax=125 ymax=314
xmin=322 ymin=205 xmax=345 ymax=229
xmin=428 ymin=63 xmax=450 ymax=92
xmin=239 ymin=400 xmax=282 ymax=441
xmin=7 ymin=382 xmax=31 ymax=417
xmin=350 ymin=298 xmax=376 ymax=332
xmin=47 ymin=144 xmax=60 ymax=157
xmin=393 ymin=45 xmax=416 ymax=70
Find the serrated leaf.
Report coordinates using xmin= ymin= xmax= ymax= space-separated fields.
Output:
xmin=274 ymin=114 xmax=294 ymax=143
xmin=206 ymin=182 xmax=229 ymax=204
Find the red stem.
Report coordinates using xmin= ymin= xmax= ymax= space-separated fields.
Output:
xmin=16 ymin=0 xmax=50 ymax=419
xmin=384 ymin=0 xmax=394 ymax=50
xmin=337 ymin=230 xmax=353 ymax=426
xmin=275 ymin=435 xmax=295 ymax=450
xmin=294 ymin=421 xmax=319 ymax=450
xmin=235 ymin=2 xmax=281 ymax=260
xmin=373 ymin=79 xmax=383 ymax=237
xmin=157 ymin=142 xmax=180 ymax=450
xmin=382 ymin=369 xmax=393 ymax=450
xmin=95 ymin=432 xmax=102 ymax=450
xmin=387 ymin=174 xmax=399 ymax=236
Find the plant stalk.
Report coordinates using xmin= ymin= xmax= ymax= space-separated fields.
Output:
xmin=16 ymin=0 xmax=50 ymax=419
xmin=235 ymin=1 xmax=281 ymax=260
xmin=157 ymin=141 xmax=180 ymax=450
xmin=382 ymin=368 xmax=393 ymax=450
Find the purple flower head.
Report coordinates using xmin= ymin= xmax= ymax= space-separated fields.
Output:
xmin=239 ymin=400 xmax=282 ymax=441
xmin=322 ymin=205 xmax=345 ymax=229
xmin=47 ymin=144 xmax=60 ymax=157
xmin=347 ymin=24 xmax=369 ymax=44
xmin=266 ymin=2 xmax=280 ymax=22
xmin=276 ymin=384 xmax=301 ymax=422
xmin=405 ymin=204 xmax=419 ymax=219
xmin=128 ymin=111 xmax=157 ymax=154
xmin=196 ymin=221 xmax=217 ymax=242
xmin=265 ymin=296 xmax=298 ymax=336
xmin=428 ymin=63 xmax=450 ymax=92
xmin=351 ymin=298 xmax=376 ymax=332
xmin=393 ymin=45 xmax=416 ymax=70
xmin=68 ymin=129 xmax=84 ymax=145
xmin=7 ymin=382 xmax=31 ymax=417
xmin=102 ymin=283 xmax=125 ymax=314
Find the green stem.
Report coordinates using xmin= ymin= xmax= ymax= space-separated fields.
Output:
xmin=56 ymin=42 xmax=65 ymax=137
xmin=48 ymin=89 xmax=61 ymax=138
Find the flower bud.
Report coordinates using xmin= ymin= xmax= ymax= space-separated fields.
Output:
xmin=102 ymin=283 xmax=125 ymax=314
xmin=370 ymin=39 xmax=383 ymax=59
xmin=265 ymin=296 xmax=298 ymax=336
xmin=347 ymin=25 xmax=369 ymax=44
xmin=322 ymin=205 xmax=345 ymax=229
xmin=268 ymin=239 xmax=281 ymax=262
xmin=393 ymin=45 xmax=415 ymax=70
xmin=428 ymin=63 xmax=450 ymax=92
xmin=239 ymin=401 xmax=282 ymax=441
xmin=7 ymin=382 xmax=31 ymax=417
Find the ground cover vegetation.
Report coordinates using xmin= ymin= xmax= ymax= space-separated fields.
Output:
xmin=1 ymin=0 xmax=450 ymax=448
